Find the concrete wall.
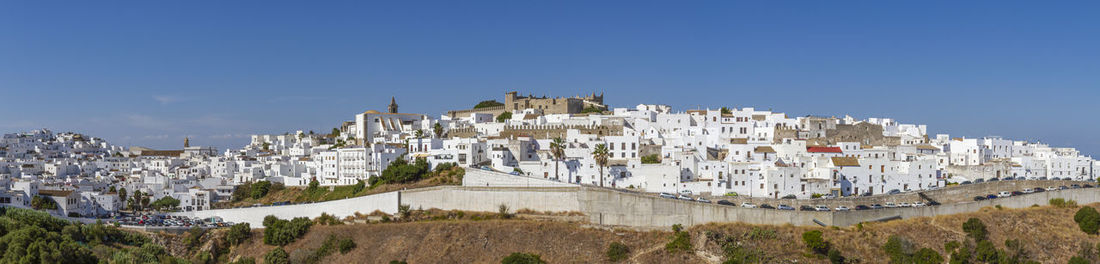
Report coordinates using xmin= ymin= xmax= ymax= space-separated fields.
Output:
xmin=831 ymin=188 xmax=1100 ymax=226
xmin=401 ymin=186 xmax=581 ymax=213
xmin=463 ymin=169 xmax=578 ymax=187
xmin=173 ymin=191 xmax=399 ymax=226
xmin=578 ymin=187 xmax=831 ymax=228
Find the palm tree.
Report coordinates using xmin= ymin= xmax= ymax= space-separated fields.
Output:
xmin=550 ymin=138 xmax=566 ymax=180
xmin=433 ymin=123 xmax=444 ymax=138
xmin=591 ymin=143 xmax=609 ymax=187
xmin=414 ymin=129 xmax=424 ymax=139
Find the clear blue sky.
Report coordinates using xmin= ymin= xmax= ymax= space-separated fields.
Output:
xmin=1 ymin=1 xmax=1098 ymax=155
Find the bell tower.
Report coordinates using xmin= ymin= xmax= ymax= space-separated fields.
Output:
xmin=388 ymin=96 xmax=399 ymax=113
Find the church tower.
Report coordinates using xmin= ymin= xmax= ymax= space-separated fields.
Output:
xmin=184 ymin=137 xmax=190 ymax=148
xmin=388 ymin=96 xmax=399 ymax=113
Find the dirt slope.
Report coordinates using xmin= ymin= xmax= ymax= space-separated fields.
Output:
xmin=226 ymin=204 xmax=1100 ymax=263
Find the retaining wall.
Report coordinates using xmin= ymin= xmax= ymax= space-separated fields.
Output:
xmin=173 ymin=191 xmax=400 ymax=226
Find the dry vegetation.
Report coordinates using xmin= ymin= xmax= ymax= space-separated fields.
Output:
xmin=200 ymin=203 xmax=1100 ymax=264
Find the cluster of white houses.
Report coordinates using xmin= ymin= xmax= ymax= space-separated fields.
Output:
xmin=2 ymin=92 xmax=1098 ymax=217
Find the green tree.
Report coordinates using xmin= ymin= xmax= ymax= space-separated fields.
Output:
xmin=550 ymin=137 xmax=566 ymax=180
xmin=501 ymin=252 xmax=546 ymax=264
xmin=911 ymin=248 xmax=944 ymax=264
xmin=226 ymin=223 xmax=252 ymax=246
xmin=251 ymin=181 xmax=272 ymax=199
xmin=496 ymin=112 xmax=513 ymax=123
xmin=962 ymin=218 xmax=988 ymax=241
xmin=415 ymin=129 xmax=424 ymax=139
xmin=666 ymin=224 xmax=692 ymax=253
xmin=474 ymin=100 xmax=504 ymax=109
xmin=433 ymin=122 xmax=444 ymax=138
xmin=592 ymin=144 xmax=609 ymax=187
xmin=720 ymin=107 xmax=732 ymax=115
xmin=640 ymin=154 xmax=660 ymax=164
xmin=118 ymin=187 xmax=127 ymax=203
xmin=150 ymin=196 xmax=180 ymax=211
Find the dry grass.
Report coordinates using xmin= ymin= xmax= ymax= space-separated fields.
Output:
xmin=221 ymin=203 xmax=1100 ymax=264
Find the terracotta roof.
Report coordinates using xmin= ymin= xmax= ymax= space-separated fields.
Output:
xmin=807 ymin=146 xmax=842 ymax=153
xmin=831 ymin=157 xmax=860 ymax=167
xmin=754 ymin=146 xmax=776 ymax=153
xmin=729 ymin=138 xmax=748 ymax=144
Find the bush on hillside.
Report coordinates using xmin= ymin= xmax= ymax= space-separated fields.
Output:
xmin=251 ymin=181 xmax=272 ymax=199
xmin=262 ymin=216 xmax=313 ymax=246
xmin=371 ymin=158 xmax=430 ymax=187
xmin=666 ymin=225 xmax=693 ymax=253
xmin=606 ymin=242 xmax=629 ymax=262
xmin=264 ymin=247 xmax=289 ymax=264
xmin=1051 ymin=198 xmax=1078 ymax=208
xmin=226 ymin=223 xmax=251 ymax=246
xmin=802 ymin=230 xmax=830 ymax=255
xmin=1074 ymin=207 xmax=1100 ymax=234
xmin=962 ymin=218 xmax=988 ymax=241
xmin=501 ymin=252 xmax=546 ymax=264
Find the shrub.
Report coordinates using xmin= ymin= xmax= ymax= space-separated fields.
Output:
xmin=1069 ymin=256 xmax=1090 ymax=264
xmin=883 ymin=235 xmax=914 ymax=261
xmin=389 ymin=261 xmax=408 ymax=264
xmin=229 ymin=257 xmax=256 ymax=264
xmin=501 ymin=252 xmax=546 ymax=264
xmin=338 ymin=238 xmax=356 ymax=254
xmin=1074 ymin=207 xmax=1100 ymax=234
xmin=226 ymin=223 xmax=251 ymax=246
xmin=150 ymin=196 xmax=181 ymax=211
xmin=974 ymin=240 xmax=999 ymax=262
xmin=827 ymin=248 xmax=845 ymax=264
xmin=911 ymin=248 xmax=944 ymax=264
xmin=606 ymin=242 xmax=629 ymax=262
xmin=264 ymin=247 xmax=289 ymax=264
xmin=944 ymin=241 xmax=961 ymax=253
xmin=262 ymin=216 xmax=313 ymax=246
xmin=315 ymin=213 xmax=342 ymax=225
xmin=802 ymin=230 xmax=830 ymax=255
xmin=666 ymin=226 xmax=693 ymax=253
xmin=962 ymin=218 xmax=988 ymax=241
xmin=499 ymin=204 xmax=513 ymax=219
xmin=474 ymin=100 xmax=504 ymax=109
xmin=640 ymin=154 xmax=660 ymax=164
xmin=1051 ymin=198 xmax=1078 ymax=208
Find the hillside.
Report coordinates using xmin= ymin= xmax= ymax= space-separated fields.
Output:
xmin=209 ymin=203 xmax=1100 ymax=263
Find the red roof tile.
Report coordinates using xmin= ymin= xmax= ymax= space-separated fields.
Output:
xmin=807 ymin=146 xmax=843 ymax=153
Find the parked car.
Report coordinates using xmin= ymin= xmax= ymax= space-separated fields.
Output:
xmin=884 ymin=202 xmax=897 ymax=208
xmin=997 ymin=191 xmax=1011 ymax=198
xmin=974 ymin=196 xmax=987 ymax=201
xmin=1071 ymin=184 xmax=1082 ymax=189
xmin=1011 ymin=191 xmax=1024 ymax=196
xmin=696 ymin=197 xmax=711 ymax=203
xmin=899 ymin=202 xmax=911 ymax=207
xmin=677 ymin=194 xmax=693 ymax=201
xmin=985 ymin=194 xmax=998 ymax=199
xmin=887 ymin=189 xmax=902 ymax=195
xmin=659 ymin=192 xmax=676 ymax=199
xmin=835 ymin=206 xmax=850 ymax=211
xmin=974 ymin=179 xmax=985 ymax=183
xmin=1022 ymin=188 xmax=1035 ymax=194
xmin=870 ymin=204 xmax=884 ymax=209
xmin=740 ymin=202 xmax=757 ymax=208
xmin=508 ymin=171 xmax=521 ymax=176
xmin=912 ymin=202 xmax=926 ymax=207
xmin=988 ymin=178 xmax=1000 ymax=182
xmin=679 ymin=190 xmax=693 ymax=195
xmin=961 ymin=181 xmax=972 ymax=185
xmin=760 ymin=204 xmax=775 ymax=209
xmin=860 ymin=192 xmax=873 ymax=197
xmin=1046 ymin=186 xmax=1058 ymax=191
xmin=717 ymin=200 xmax=736 ymax=206
xmin=799 ymin=205 xmax=815 ymax=211
xmin=1033 ymin=188 xmax=1045 ymax=193
xmin=1085 ymin=184 xmax=1095 ymax=188
xmin=777 ymin=204 xmax=795 ymax=210
xmin=854 ymin=205 xmax=871 ymax=210
xmin=814 ymin=205 xmax=830 ymax=211
xmin=1059 ymin=185 xmax=1069 ymax=190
